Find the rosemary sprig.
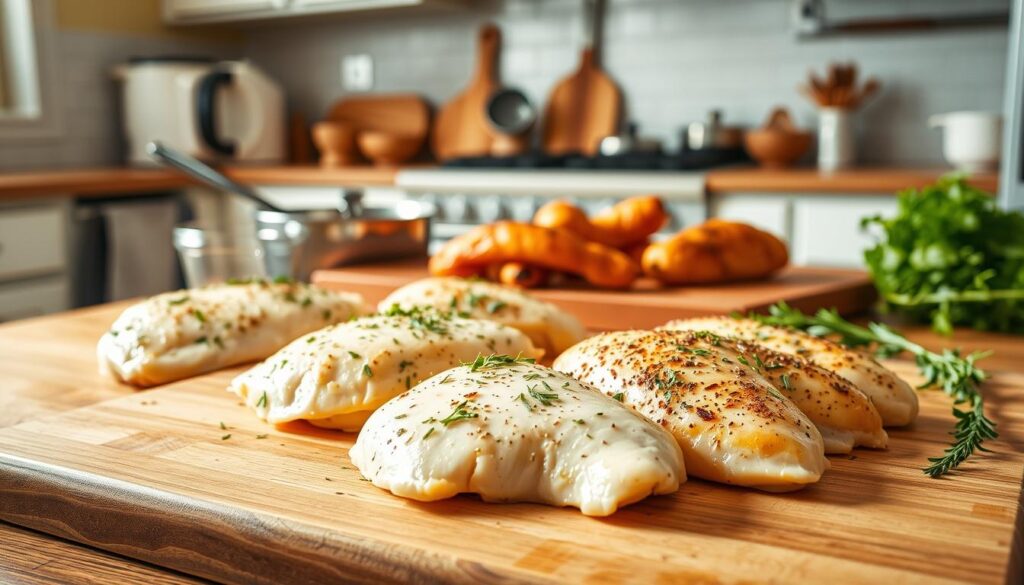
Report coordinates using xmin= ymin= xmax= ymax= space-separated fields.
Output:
xmin=750 ymin=302 xmax=995 ymax=477
xmin=463 ymin=353 xmax=536 ymax=372
xmin=439 ymin=400 xmax=478 ymax=426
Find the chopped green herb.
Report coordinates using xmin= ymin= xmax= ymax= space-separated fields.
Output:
xmin=780 ymin=374 xmax=792 ymax=391
xmin=322 ymin=309 xmax=332 ymax=320
xmin=463 ymin=353 xmax=536 ymax=372
xmin=219 ymin=421 xmax=227 ymax=430
xmin=256 ymin=392 xmax=268 ymax=408
xmin=394 ymin=413 xmax=408 ymax=419
xmin=348 ymin=351 xmax=361 ymax=359
xmin=737 ymin=355 xmax=751 ymax=367
xmin=256 ymin=434 xmax=268 ymax=439
xmin=612 ymin=392 xmax=624 ymax=402
xmin=528 ymin=384 xmax=559 ymax=406
xmin=221 ymin=433 xmax=231 ymax=440
xmin=195 ymin=336 xmax=208 ymax=344
xmin=518 ymin=392 xmax=533 ymax=410
xmin=362 ymin=364 xmax=373 ymax=378
xmin=573 ymin=419 xmax=585 ymax=425
xmin=168 ymin=296 xmax=190 ymax=305
xmin=193 ymin=309 xmax=206 ymax=323
xmin=440 ymin=400 xmax=478 ymax=426
xmin=301 ymin=297 xmax=312 ymax=307
xmin=212 ymin=336 xmax=224 ymax=349
xmin=272 ymin=275 xmax=294 ymax=284
xmin=423 ymin=427 xmax=435 ymax=439
xmin=767 ymin=388 xmax=785 ymax=401
xmin=753 ymin=354 xmax=765 ymax=370
xmin=306 ymin=336 xmax=316 ymax=343
xmin=485 ymin=300 xmax=507 ymax=314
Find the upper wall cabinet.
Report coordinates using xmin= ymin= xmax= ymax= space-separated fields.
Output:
xmin=163 ymin=0 xmax=466 ymax=24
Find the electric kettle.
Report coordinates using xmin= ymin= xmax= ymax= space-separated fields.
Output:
xmin=113 ymin=58 xmax=285 ymax=165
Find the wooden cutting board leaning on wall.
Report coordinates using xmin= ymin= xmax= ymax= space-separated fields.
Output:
xmin=431 ymin=24 xmax=502 ymax=161
xmin=542 ymin=0 xmax=622 ymax=156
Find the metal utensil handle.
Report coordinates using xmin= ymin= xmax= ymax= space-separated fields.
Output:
xmin=146 ymin=141 xmax=284 ymax=212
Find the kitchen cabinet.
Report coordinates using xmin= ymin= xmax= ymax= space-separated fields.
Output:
xmin=710 ymin=193 xmax=897 ymax=269
xmin=0 ymin=199 xmax=71 ymax=319
xmin=163 ymin=0 xmax=465 ymax=24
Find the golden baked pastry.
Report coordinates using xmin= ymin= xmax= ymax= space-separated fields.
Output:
xmin=642 ymin=219 xmax=788 ymax=284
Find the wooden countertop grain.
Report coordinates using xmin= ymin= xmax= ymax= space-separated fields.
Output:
xmin=0 ymin=298 xmax=1022 ymax=584
xmin=704 ymin=167 xmax=999 ymax=195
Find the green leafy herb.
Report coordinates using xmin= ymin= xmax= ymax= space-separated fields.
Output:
xmin=256 ymin=434 xmax=268 ymax=439
xmin=862 ymin=176 xmax=1024 ymax=335
xmin=256 ymin=392 xmax=268 ymax=408
xmin=348 ymin=351 xmax=361 ymax=359
xmin=463 ymin=353 xmax=536 ymax=372
xmin=193 ymin=309 xmax=206 ymax=323
xmin=612 ymin=392 xmax=624 ymax=402
xmin=486 ymin=300 xmax=507 ymax=314
xmin=751 ymin=301 xmax=995 ymax=478
xmin=528 ymin=384 xmax=559 ymax=406
xmin=168 ymin=296 xmax=190 ymax=305
xmin=780 ymin=373 xmax=792 ymax=391
xmin=306 ymin=336 xmax=316 ymax=343
xmin=362 ymin=364 xmax=373 ymax=378
xmin=221 ymin=434 xmax=231 ymax=440
xmin=382 ymin=304 xmax=450 ymax=335
xmin=440 ymin=400 xmax=478 ymax=426
xmin=573 ymin=419 xmax=585 ymax=425
xmin=518 ymin=392 xmax=533 ymax=410
xmin=272 ymin=275 xmax=295 ymax=284
xmin=423 ymin=427 xmax=435 ymax=439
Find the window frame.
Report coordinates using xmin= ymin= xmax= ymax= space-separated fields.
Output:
xmin=0 ymin=0 xmax=62 ymax=142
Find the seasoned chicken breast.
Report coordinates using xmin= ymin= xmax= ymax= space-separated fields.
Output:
xmin=554 ymin=330 xmax=828 ymax=491
xmin=702 ymin=335 xmax=887 ymax=453
xmin=378 ymin=277 xmax=587 ymax=356
xmin=661 ymin=317 xmax=919 ymax=427
xmin=350 ymin=357 xmax=684 ymax=516
xmin=229 ymin=308 xmax=542 ymax=431
xmin=98 ymin=281 xmax=367 ymax=387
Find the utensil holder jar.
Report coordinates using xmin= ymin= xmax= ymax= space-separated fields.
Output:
xmin=818 ymin=108 xmax=855 ymax=171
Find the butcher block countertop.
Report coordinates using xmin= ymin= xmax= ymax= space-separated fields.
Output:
xmin=704 ymin=167 xmax=1000 ymax=194
xmin=1 ymin=302 xmax=1023 ymax=584
xmin=0 ymin=165 xmax=999 ymax=200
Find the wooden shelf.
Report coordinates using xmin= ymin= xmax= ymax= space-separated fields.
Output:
xmin=705 ymin=167 xmax=999 ymax=195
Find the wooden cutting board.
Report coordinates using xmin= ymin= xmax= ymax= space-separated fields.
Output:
xmin=0 ymin=361 xmax=1021 ymax=584
xmin=541 ymin=47 xmax=621 ymax=156
xmin=431 ymin=24 xmax=501 ymax=161
xmin=311 ymin=261 xmax=878 ymax=330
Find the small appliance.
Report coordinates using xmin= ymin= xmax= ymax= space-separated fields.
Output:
xmin=113 ymin=58 xmax=285 ymax=165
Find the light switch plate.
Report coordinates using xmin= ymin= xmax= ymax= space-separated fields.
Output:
xmin=341 ymin=54 xmax=373 ymax=91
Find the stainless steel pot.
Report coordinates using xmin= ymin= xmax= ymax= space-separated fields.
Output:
xmin=684 ymin=110 xmax=745 ymax=151
xmin=255 ymin=196 xmax=435 ymax=281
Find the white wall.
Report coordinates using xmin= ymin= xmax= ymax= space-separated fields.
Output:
xmin=244 ymin=0 xmax=1009 ymax=165
xmin=0 ymin=28 xmax=237 ymax=171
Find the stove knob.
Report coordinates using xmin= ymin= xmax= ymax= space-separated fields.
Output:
xmin=476 ymin=195 xmax=506 ymax=223
xmin=509 ymin=196 xmax=538 ymax=222
xmin=443 ymin=195 xmax=471 ymax=223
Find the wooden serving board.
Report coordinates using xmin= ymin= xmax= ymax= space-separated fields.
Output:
xmin=0 ymin=361 xmax=1022 ymax=584
xmin=312 ymin=261 xmax=878 ymax=330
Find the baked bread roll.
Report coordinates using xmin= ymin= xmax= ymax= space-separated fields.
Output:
xmin=533 ymin=195 xmax=667 ymax=248
xmin=642 ymin=219 xmax=788 ymax=284
xmin=379 ymin=276 xmax=587 ymax=356
xmin=429 ymin=221 xmax=639 ymax=289
xmin=98 ymin=280 xmax=367 ymax=387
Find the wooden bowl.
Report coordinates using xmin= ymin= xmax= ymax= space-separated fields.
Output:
xmin=744 ymin=128 xmax=813 ymax=168
xmin=312 ymin=121 xmax=359 ymax=167
xmin=356 ymin=130 xmax=424 ymax=166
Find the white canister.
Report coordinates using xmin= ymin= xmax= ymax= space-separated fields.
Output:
xmin=928 ymin=111 xmax=1002 ymax=172
xmin=818 ymin=108 xmax=855 ymax=171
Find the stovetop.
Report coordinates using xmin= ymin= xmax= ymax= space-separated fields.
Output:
xmin=441 ymin=148 xmax=748 ymax=171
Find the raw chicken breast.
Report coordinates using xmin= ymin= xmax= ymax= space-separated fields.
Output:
xmin=350 ymin=357 xmax=684 ymax=516
xmin=229 ymin=307 xmax=541 ymax=431
xmin=378 ymin=277 xmax=587 ymax=356
xmin=661 ymin=317 xmax=919 ymax=427
xmin=98 ymin=280 xmax=367 ymax=387
xmin=554 ymin=330 xmax=828 ymax=491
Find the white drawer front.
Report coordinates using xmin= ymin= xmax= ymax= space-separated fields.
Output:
xmin=791 ymin=197 xmax=898 ymax=268
xmin=0 ymin=205 xmax=67 ymax=281
xmin=0 ymin=277 xmax=69 ymax=322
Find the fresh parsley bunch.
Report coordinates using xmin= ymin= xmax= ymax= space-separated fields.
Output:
xmin=862 ymin=176 xmax=1024 ymax=335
